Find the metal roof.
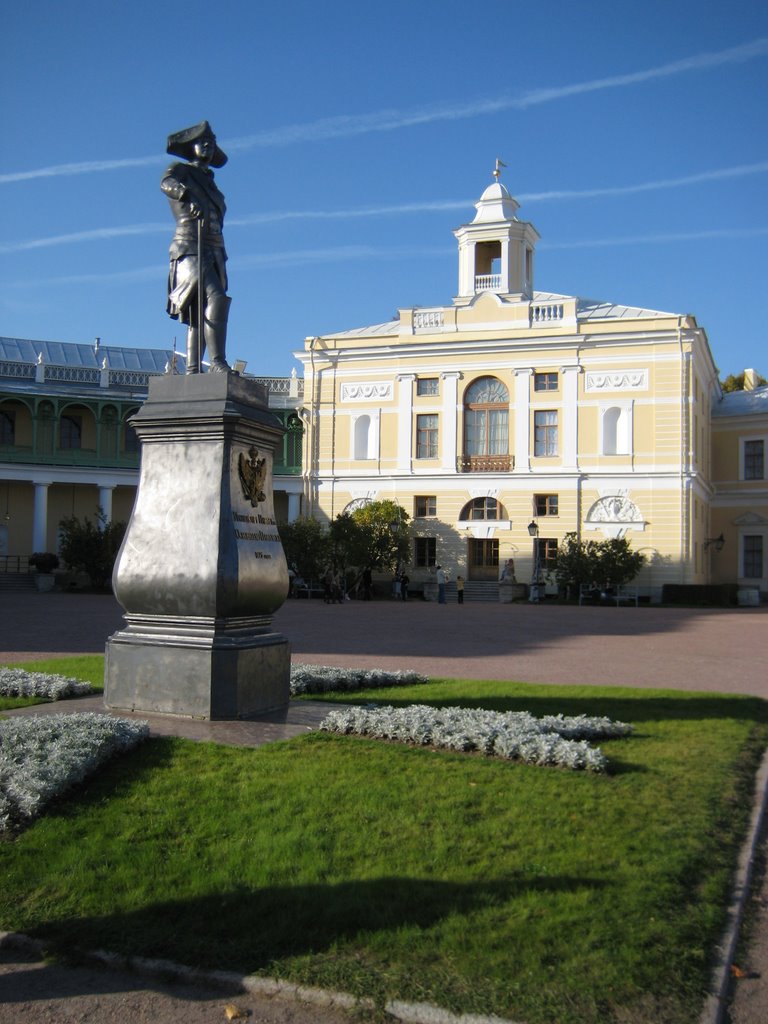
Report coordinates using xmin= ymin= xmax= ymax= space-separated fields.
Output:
xmin=712 ymin=385 xmax=768 ymax=418
xmin=0 ymin=337 xmax=176 ymax=373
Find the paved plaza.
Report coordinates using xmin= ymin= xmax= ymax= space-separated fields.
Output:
xmin=1 ymin=589 xmax=766 ymax=696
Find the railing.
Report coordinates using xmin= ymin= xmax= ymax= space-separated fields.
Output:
xmin=46 ymin=365 xmax=101 ymax=385
xmin=0 ymin=556 xmax=30 ymax=573
xmin=531 ymin=303 xmax=564 ymax=323
xmin=0 ymin=360 xmax=35 ymax=380
xmin=413 ymin=310 xmax=444 ymax=330
xmin=457 ymin=454 xmax=514 ymax=473
xmin=474 ymin=274 xmax=502 ymax=292
xmin=251 ymin=376 xmax=304 ymax=398
xmin=0 ymin=445 xmax=138 ymax=469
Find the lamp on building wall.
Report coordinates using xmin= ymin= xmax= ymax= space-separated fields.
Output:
xmin=527 ymin=520 xmax=541 ymax=602
xmin=704 ymin=533 xmax=725 ymax=553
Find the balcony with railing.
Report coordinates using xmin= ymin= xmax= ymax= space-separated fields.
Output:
xmin=457 ymin=454 xmax=514 ymax=473
xmin=474 ymin=274 xmax=502 ymax=293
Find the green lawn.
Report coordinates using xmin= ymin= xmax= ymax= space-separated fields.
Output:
xmin=1 ymin=662 xmax=766 ymax=1024
xmin=0 ymin=656 xmax=105 ymax=711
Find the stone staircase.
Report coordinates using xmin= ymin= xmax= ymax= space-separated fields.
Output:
xmin=448 ymin=580 xmax=499 ymax=603
xmin=0 ymin=572 xmax=36 ymax=592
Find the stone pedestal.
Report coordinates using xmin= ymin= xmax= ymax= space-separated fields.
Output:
xmin=105 ymin=373 xmax=291 ymax=719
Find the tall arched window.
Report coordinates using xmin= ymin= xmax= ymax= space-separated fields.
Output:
xmin=354 ymin=415 xmax=371 ymax=460
xmin=602 ymin=405 xmax=631 ymax=455
xmin=461 ymin=377 xmax=510 ymax=471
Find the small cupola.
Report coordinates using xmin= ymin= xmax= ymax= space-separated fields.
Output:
xmin=453 ymin=161 xmax=540 ymax=305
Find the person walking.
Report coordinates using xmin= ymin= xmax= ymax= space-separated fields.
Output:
xmin=436 ymin=565 xmax=446 ymax=604
xmin=456 ymin=574 xmax=465 ymax=604
xmin=400 ymin=571 xmax=410 ymax=601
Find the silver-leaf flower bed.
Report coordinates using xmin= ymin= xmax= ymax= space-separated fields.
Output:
xmin=320 ymin=705 xmax=633 ymax=772
xmin=289 ymin=664 xmax=428 ymax=696
xmin=0 ymin=713 xmax=149 ymax=832
xmin=0 ymin=667 xmax=93 ymax=700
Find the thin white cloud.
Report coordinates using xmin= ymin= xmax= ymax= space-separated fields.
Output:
xmin=6 ymin=228 xmax=766 ymax=289
xmin=227 ymin=38 xmax=768 ymax=150
xmin=541 ymin=227 xmax=768 ymax=250
xmin=3 ymin=38 xmax=766 ymax=185
xmin=0 ymin=223 xmax=168 ymax=254
xmin=4 ymin=160 xmax=767 ymax=254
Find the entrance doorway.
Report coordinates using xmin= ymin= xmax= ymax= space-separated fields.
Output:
xmin=468 ymin=538 xmax=499 ymax=581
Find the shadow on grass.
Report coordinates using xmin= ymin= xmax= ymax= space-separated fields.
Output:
xmin=321 ymin=689 xmax=768 ymax=727
xmin=30 ymin=874 xmax=608 ymax=976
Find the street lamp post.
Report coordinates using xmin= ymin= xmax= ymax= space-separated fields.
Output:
xmin=527 ymin=520 xmax=540 ymax=603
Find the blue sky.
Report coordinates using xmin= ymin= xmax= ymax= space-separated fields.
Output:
xmin=2 ymin=0 xmax=767 ymax=380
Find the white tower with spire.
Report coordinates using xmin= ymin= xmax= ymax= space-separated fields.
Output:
xmin=453 ymin=162 xmax=540 ymax=305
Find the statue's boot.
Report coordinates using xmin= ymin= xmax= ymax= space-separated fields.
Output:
xmin=206 ymin=295 xmax=233 ymax=373
xmin=186 ymin=327 xmax=203 ymax=374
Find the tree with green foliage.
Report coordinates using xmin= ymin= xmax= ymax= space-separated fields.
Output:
xmin=554 ymin=532 xmax=646 ymax=597
xmin=721 ymin=371 xmax=767 ymax=393
xmin=278 ymin=515 xmax=330 ymax=583
xmin=58 ymin=508 xmax=126 ymax=590
xmin=344 ymin=499 xmax=411 ymax=573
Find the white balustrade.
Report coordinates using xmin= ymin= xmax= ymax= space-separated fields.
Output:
xmin=531 ymin=303 xmax=564 ymax=323
xmin=474 ymin=274 xmax=502 ymax=292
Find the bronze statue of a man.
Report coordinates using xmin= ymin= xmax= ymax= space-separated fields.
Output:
xmin=161 ymin=121 xmax=232 ymax=374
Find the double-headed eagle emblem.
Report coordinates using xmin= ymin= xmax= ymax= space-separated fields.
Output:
xmin=238 ymin=446 xmax=267 ymax=506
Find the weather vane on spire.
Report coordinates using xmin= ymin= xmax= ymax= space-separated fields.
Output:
xmin=493 ymin=158 xmax=507 ymax=182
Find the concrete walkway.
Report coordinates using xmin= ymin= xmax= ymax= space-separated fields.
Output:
xmin=2 ymin=591 xmax=768 ymax=1023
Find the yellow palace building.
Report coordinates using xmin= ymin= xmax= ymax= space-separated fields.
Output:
xmin=296 ymin=172 xmax=767 ymax=602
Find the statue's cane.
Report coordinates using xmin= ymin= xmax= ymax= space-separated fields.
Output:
xmin=196 ymin=215 xmax=205 ymax=373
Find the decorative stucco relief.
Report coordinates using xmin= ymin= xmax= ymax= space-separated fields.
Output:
xmin=584 ymin=370 xmax=648 ymax=392
xmin=584 ymin=494 xmax=646 ymax=538
xmin=341 ymin=382 xmax=393 ymax=402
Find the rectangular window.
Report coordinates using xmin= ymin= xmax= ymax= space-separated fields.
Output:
xmin=534 ymin=494 xmax=559 ymax=516
xmin=417 ymin=378 xmax=439 ymax=396
xmin=59 ymin=415 xmax=82 ymax=450
xmin=537 ymin=537 xmax=558 ymax=570
xmin=534 ymin=410 xmax=558 ymax=457
xmin=415 ymin=537 xmax=437 ymax=567
xmin=416 ymin=414 xmax=438 ymax=459
xmin=414 ymin=495 xmax=437 ymax=518
xmin=534 ymin=372 xmax=558 ymax=392
xmin=745 ymin=440 xmax=765 ymax=480
xmin=744 ymin=535 xmax=763 ymax=579
xmin=0 ymin=410 xmax=15 ymax=446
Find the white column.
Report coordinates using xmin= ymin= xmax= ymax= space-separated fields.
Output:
xmin=440 ymin=372 xmax=461 ymax=471
xmin=560 ymin=365 xmax=582 ymax=471
xmin=287 ymin=492 xmax=301 ymax=523
xmin=32 ymin=482 xmax=49 ymax=552
xmin=514 ymin=369 xmax=533 ymax=472
xmin=396 ymin=375 xmax=415 ymax=472
xmin=98 ymin=485 xmax=115 ymax=525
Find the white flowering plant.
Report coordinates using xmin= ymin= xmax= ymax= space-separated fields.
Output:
xmin=0 ymin=667 xmax=93 ymax=701
xmin=0 ymin=713 xmax=149 ymax=833
xmin=289 ymin=664 xmax=428 ymax=696
xmin=319 ymin=704 xmax=633 ymax=772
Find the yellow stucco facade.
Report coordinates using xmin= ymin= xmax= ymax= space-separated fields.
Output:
xmin=296 ymin=176 xmax=766 ymax=600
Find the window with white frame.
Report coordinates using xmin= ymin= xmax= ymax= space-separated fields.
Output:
xmin=534 ymin=410 xmax=558 ymax=457
xmin=743 ymin=535 xmax=764 ymax=579
xmin=744 ymin=439 xmax=765 ymax=480
xmin=416 ymin=414 xmax=438 ymax=459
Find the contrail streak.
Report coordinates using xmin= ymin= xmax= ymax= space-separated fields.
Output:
xmin=3 ymin=161 xmax=766 ymax=254
xmin=2 ymin=38 xmax=765 ymax=184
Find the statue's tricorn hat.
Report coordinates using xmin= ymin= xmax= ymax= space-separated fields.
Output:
xmin=166 ymin=120 xmax=228 ymax=167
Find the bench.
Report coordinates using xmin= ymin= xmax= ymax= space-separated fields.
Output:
xmin=579 ymin=584 xmax=639 ymax=607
